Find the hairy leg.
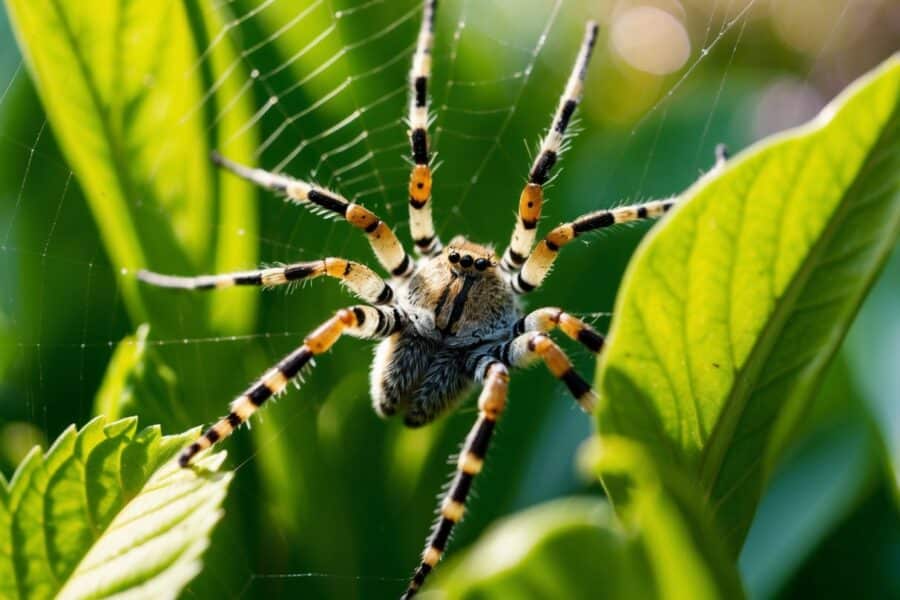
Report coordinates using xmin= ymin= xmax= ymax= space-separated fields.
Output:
xmin=139 ymin=257 xmax=394 ymax=305
xmin=179 ymin=305 xmax=403 ymax=466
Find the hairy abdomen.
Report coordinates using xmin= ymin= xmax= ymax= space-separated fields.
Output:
xmin=370 ymin=333 xmax=473 ymax=427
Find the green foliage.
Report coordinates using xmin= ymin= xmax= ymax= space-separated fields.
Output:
xmin=596 ymin=56 xmax=900 ymax=551
xmin=93 ymin=324 xmax=189 ymax=428
xmin=2 ymin=0 xmax=898 ymax=597
xmin=3 ymin=0 xmax=258 ymax=333
xmin=428 ymin=498 xmax=655 ymax=600
xmin=434 ymin=440 xmax=743 ymax=600
xmin=0 ymin=416 xmax=230 ymax=599
xmin=433 ymin=55 xmax=899 ymax=598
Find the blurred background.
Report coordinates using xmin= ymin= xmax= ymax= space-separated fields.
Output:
xmin=0 ymin=0 xmax=898 ymax=597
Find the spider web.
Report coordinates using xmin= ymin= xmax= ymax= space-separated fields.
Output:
xmin=1 ymin=0 xmax=896 ymax=596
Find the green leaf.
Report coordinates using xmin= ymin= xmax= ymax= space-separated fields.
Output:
xmin=0 ymin=416 xmax=230 ymax=599
xmin=428 ymin=498 xmax=652 ymax=600
xmin=588 ymin=437 xmax=745 ymax=600
xmin=4 ymin=0 xmax=258 ymax=333
xmin=596 ymin=55 xmax=900 ymax=551
xmin=431 ymin=438 xmax=743 ymax=599
xmin=739 ymin=404 xmax=878 ymax=598
xmin=841 ymin=246 xmax=900 ymax=497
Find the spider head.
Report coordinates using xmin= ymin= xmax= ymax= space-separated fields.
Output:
xmin=444 ymin=237 xmax=497 ymax=275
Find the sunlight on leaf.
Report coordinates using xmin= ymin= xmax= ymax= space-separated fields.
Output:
xmin=0 ymin=416 xmax=229 ymax=599
xmin=4 ymin=0 xmax=258 ymax=333
xmin=596 ymin=55 xmax=900 ymax=551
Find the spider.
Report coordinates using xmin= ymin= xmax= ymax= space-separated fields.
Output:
xmin=138 ymin=2 xmax=723 ymax=597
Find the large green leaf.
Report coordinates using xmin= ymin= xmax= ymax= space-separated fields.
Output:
xmin=0 ymin=416 xmax=229 ymax=599
xmin=4 ymin=0 xmax=258 ymax=333
xmin=427 ymin=498 xmax=653 ymax=600
xmin=431 ymin=438 xmax=743 ymax=599
xmin=596 ymin=55 xmax=900 ymax=551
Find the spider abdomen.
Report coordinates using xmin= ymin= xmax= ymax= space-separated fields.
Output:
xmin=370 ymin=334 xmax=474 ymax=426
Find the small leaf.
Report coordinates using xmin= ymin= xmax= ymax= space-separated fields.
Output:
xmin=0 ymin=416 xmax=230 ymax=599
xmin=596 ymin=55 xmax=900 ymax=550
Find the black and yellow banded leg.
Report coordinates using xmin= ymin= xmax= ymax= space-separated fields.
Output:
xmin=407 ymin=0 xmax=441 ymax=257
xmin=511 ymin=196 xmax=678 ymax=294
xmin=403 ymin=361 xmax=509 ymax=599
xmin=495 ymin=331 xmax=597 ymax=413
xmin=138 ymin=257 xmax=394 ymax=305
xmin=500 ymin=21 xmax=599 ymax=275
xmin=211 ymin=152 xmax=414 ymax=278
xmin=514 ymin=307 xmax=605 ymax=354
xmin=179 ymin=304 xmax=403 ymax=467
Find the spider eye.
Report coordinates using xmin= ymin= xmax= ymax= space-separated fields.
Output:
xmin=474 ymin=258 xmax=489 ymax=271
xmin=448 ymin=252 xmax=460 ymax=263
xmin=460 ymin=255 xmax=473 ymax=268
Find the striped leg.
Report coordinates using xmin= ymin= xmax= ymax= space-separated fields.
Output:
xmin=511 ymin=196 xmax=678 ymax=294
xmin=212 ymin=152 xmax=414 ymax=278
xmin=407 ymin=0 xmax=441 ymax=257
xmin=496 ymin=331 xmax=597 ymax=413
xmin=138 ymin=258 xmax=393 ymax=304
xmin=500 ymin=21 xmax=599 ymax=275
xmin=403 ymin=361 xmax=509 ymax=599
xmin=178 ymin=305 xmax=403 ymax=467
xmin=514 ymin=307 xmax=605 ymax=354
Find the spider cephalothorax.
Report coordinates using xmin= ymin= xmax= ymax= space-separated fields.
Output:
xmin=137 ymin=2 xmax=702 ymax=597
xmin=373 ymin=237 xmax=518 ymax=426
xmin=404 ymin=237 xmax=514 ymax=343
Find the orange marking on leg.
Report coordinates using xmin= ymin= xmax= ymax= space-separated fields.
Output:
xmin=346 ymin=204 xmax=379 ymax=230
xmin=531 ymin=334 xmax=570 ymax=377
xmin=409 ymin=164 xmax=432 ymax=207
xmin=478 ymin=364 xmax=509 ymax=419
xmin=518 ymin=184 xmax=543 ymax=225
xmin=558 ymin=312 xmax=584 ymax=340
xmin=324 ymin=258 xmax=349 ymax=278
xmin=305 ymin=311 xmax=353 ymax=354
xmin=546 ymin=224 xmax=575 ymax=249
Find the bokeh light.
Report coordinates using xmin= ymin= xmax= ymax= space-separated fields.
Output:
xmin=610 ymin=4 xmax=691 ymax=75
xmin=752 ymin=77 xmax=826 ymax=139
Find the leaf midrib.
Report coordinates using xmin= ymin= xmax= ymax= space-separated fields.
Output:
xmin=47 ymin=0 xmax=134 ymax=206
xmin=25 ymin=0 xmax=149 ymax=320
xmin=696 ymin=99 xmax=900 ymax=504
xmin=56 ymin=458 xmax=223 ymax=598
